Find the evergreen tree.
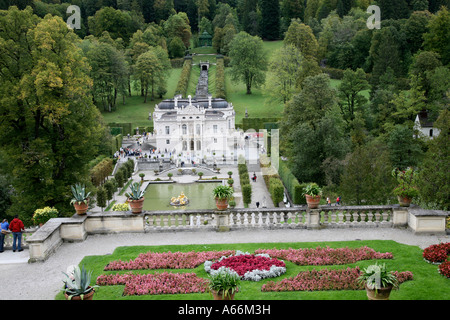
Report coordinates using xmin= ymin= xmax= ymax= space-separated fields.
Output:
xmin=260 ymin=0 xmax=280 ymax=40
xmin=96 ymin=186 xmax=107 ymax=212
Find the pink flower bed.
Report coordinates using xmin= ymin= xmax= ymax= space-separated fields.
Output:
xmin=255 ymin=246 xmax=393 ymax=266
xmin=104 ymin=250 xmax=235 ymax=271
xmin=96 ymin=272 xmax=209 ymax=296
xmin=210 ymin=254 xmax=286 ymax=277
xmin=261 ymin=267 xmax=414 ymax=292
xmin=423 ymin=242 xmax=450 ymax=264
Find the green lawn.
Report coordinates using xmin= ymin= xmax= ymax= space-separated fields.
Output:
xmin=100 ymin=68 xmax=182 ymax=129
xmin=55 ymin=240 xmax=450 ymax=300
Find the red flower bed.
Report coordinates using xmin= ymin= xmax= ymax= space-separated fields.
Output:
xmin=423 ymin=242 xmax=450 ymax=263
xmin=438 ymin=261 xmax=450 ymax=278
xmin=210 ymin=254 xmax=285 ymax=277
xmin=261 ymin=267 xmax=414 ymax=292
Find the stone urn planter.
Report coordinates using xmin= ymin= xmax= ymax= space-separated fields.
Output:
xmin=213 ymin=185 xmax=233 ymax=211
xmin=125 ymin=182 xmax=145 ymax=214
xmin=357 ymin=263 xmax=399 ymax=301
xmin=303 ymin=183 xmax=322 ymax=209
xmin=211 ymin=289 xmax=236 ymax=300
xmin=215 ymin=198 xmax=229 ymax=211
xmin=397 ymin=196 xmax=412 ymax=207
xmin=128 ymin=197 xmax=144 ymax=214
xmin=64 ymin=287 xmax=95 ymax=300
xmin=305 ymin=195 xmax=321 ymax=209
xmin=73 ymin=201 xmax=89 ymax=215
xmin=365 ymin=284 xmax=393 ymax=300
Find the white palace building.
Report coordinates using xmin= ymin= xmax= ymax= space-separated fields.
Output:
xmin=152 ymin=61 xmax=241 ymax=164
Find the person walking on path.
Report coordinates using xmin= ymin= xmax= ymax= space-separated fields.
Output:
xmin=9 ymin=215 xmax=25 ymax=252
xmin=0 ymin=218 xmax=9 ymax=253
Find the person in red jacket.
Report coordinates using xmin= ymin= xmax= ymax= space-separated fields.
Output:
xmin=9 ymin=215 xmax=25 ymax=252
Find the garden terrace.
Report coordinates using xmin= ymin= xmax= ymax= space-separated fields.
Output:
xmin=26 ymin=205 xmax=448 ymax=263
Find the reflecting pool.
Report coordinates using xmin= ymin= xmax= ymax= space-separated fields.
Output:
xmin=143 ymin=182 xmax=222 ymax=211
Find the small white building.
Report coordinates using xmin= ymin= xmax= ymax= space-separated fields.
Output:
xmin=152 ymin=94 xmax=237 ymax=163
xmin=414 ymin=111 xmax=440 ymax=139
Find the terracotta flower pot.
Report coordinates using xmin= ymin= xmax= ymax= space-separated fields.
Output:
xmin=64 ymin=287 xmax=95 ymax=300
xmin=397 ymin=196 xmax=412 ymax=207
xmin=73 ymin=201 xmax=89 ymax=215
xmin=211 ymin=289 xmax=235 ymax=300
xmin=305 ymin=195 xmax=321 ymax=209
xmin=215 ymin=198 xmax=229 ymax=211
xmin=365 ymin=285 xmax=393 ymax=300
xmin=128 ymin=197 xmax=144 ymax=214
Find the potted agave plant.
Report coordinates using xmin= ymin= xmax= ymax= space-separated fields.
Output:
xmin=125 ymin=182 xmax=145 ymax=214
xmin=392 ymin=167 xmax=418 ymax=207
xmin=213 ymin=185 xmax=234 ymax=211
xmin=208 ymin=266 xmax=241 ymax=300
xmin=303 ymin=183 xmax=322 ymax=209
xmin=357 ymin=263 xmax=399 ymax=300
xmin=70 ymin=183 xmax=91 ymax=215
xmin=62 ymin=265 xmax=98 ymax=300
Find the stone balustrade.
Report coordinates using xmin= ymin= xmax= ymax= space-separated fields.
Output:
xmin=25 ymin=205 xmax=447 ymax=263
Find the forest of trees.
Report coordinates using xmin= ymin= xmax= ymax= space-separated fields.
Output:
xmin=0 ymin=0 xmax=448 ymax=225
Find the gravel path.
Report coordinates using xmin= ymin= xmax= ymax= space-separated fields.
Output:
xmin=0 ymin=228 xmax=447 ymax=300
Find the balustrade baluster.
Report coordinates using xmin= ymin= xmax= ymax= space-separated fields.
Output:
xmin=322 ymin=211 xmax=328 ymax=225
xmin=374 ymin=211 xmax=381 ymax=223
xmin=360 ymin=212 xmax=367 ymax=226
xmin=338 ymin=211 xmax=344 ymax=224
xmin=236 ymin=213 xmax=241 ymax=225
xmin=243 ymin=213 xmax=249 ymax=225
xmin=251 ymin=212 xmax=256 ymax=226
xmin=382 ymin=210 xmax=389 ymax=223
xmin=327 ymin=211 xmax=333 ymax=224
xmin=352 ymin=211 xmax=359 ymax=224
xmin=272 ymin=212 xmax=278 ymax=225
xmin=265 ymin=213 xmax=271 ymax=226
xmin=258 ymin=212 xmax=263 ymax=226
xmin=229 ymin=213 xmax=234 ymax=226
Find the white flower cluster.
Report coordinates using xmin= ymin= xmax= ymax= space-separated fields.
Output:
xmin=204 ymin=250 xmax=286 ymax=282
xmin=242 ymin=265 xmax=286 ymax=282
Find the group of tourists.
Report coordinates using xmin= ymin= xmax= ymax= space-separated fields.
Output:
xmin=326 ymin=196 xmax=342 ymax=206
xmin=0 ymin=215 xmax=25 ymax=253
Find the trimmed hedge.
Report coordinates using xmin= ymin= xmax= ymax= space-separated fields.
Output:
xmin=175 ymin=59 xmax=192 ymax=97
xmin=269 ymin=177 xmax=284 ymax=207
xmin=112 ymin=134 xmax=123 ymax=154
xmin=278 ymin=159 xmax=305 ymax=205
xmin=108 ymin=122 xmax=132 ymax=136
xmin=238 ymin=161 xmax=252 ymax=205
xmin=215 ymin=57 xmax=226 ymax=99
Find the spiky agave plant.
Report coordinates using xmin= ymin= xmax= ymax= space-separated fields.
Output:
xmin=70 ymin=183 xmax=91 ymax=205
xmin=125 ymin=182 xmax=145 ymax=200
xmin=62 ymin=265 xmax=98 ymax=300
